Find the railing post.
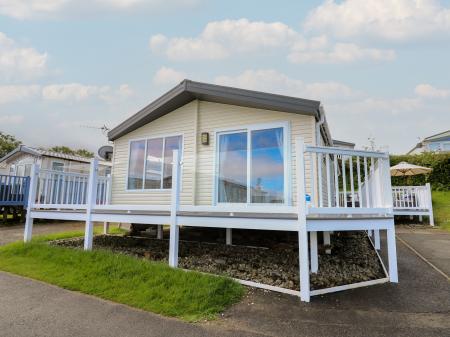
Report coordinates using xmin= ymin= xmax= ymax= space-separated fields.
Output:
xmin=296 ymin=137 xmax=310 ymax=302
xmin=84 ymin=159 xmax=98 ymax=250
xmin=103 ymin=174 xmax=112 ymax=234
xmin=169 ymin=150 xmax=181 ymax=267
xmin=382 ymin=156 xmax=394 ymax=212
xmin=426 ymin=183 xmax=434 ymax=226
xmin=24 ymin=164 xmax=40 ymax=242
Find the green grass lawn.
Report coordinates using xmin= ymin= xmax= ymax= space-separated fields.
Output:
xmin=30 ymin=225 xmax=126 ymax=243
xmin=0 ymin=231 xmax=244 ymax=321
xmin=432 ymin=191 xmax=450 ymax=231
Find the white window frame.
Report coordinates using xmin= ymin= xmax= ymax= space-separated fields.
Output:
xmin=125 ymin=133 xmax=184 ymax=192
xmin=213 ymin=121 xmax=291 ymax=206
xmin=51 ymin=160 xmax=65 ymax=172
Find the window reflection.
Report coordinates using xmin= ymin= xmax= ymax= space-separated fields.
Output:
xmin=128 ymin=140 xmax=145 ymax=189
xmin=251 ymin=128 xmax=284 ymax=203
xmin=217 ymin=127 xmax=285 ymax=204
xmin=218 ymin=132 xmax=247 ymax=203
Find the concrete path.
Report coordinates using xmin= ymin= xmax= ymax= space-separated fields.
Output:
xmin=0 ymin=223 xmax=449 ymax=336
xmin=0 ymin=272 xmax=259 ymax=337
xmin=0 ymin=222 xmax=86 ymax=246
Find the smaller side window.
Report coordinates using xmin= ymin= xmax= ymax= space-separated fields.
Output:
xmin=24 ymin=164 xmax=32 ymax=176
xmin=52 ymin=162 xmax=64 ymax=172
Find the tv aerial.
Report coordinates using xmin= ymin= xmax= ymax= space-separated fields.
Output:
xmin=80 ymin=124 xmax=110 ymax=136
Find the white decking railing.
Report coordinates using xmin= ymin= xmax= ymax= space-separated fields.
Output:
xmin=22 ymin=139 xmax=399 ymax=303
xmin=304 ymin=146 xmax=393 ymax=215
xmin=392 ymin=185 xmax=429 ymax=209
xmin=392 ymin=184 xmax=434 ymax=225
xmin=35 ymin=169 xmax=111 ymax=208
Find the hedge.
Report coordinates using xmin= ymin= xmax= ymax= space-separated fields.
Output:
xmin=390 ymin=152 xmax=450 ymax=191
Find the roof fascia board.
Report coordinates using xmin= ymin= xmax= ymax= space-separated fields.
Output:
xmin=108 ymin=80 xmax=321 ymax=141
xmin=186 ymin=81 xmax=320 ymax=115
xmin=0 ymin=145 xmax=41 ymax=164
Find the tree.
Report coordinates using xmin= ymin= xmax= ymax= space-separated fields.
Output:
xmin=49 ymin=146 xmax=94 ymax=158
xmin=0 ymin=132 xmax=21 ymax=158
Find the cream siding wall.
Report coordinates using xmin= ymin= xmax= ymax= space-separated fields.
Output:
xmin=111 ymin=100 xmax=317 ymax=206
xmin=111 ymin=101 xmax=197 ymax=205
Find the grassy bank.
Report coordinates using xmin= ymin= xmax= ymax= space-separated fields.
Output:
xmin=31 ymin=225 xmax=126 ymax=243
xmin=432 ymin=191 xmax=450 ymax=231
xmin=0 ymin=231 xmax=244 ymax=321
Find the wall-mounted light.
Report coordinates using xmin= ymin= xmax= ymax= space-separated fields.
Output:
xmin=201 ymin=132 xmax=209 ymax=145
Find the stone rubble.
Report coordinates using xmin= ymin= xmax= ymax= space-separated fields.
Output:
xmin=51 ymin=231 xmax=385 ymax=290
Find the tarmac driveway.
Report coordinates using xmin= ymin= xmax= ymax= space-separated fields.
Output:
xmin=396 ymin=225 xmax=450 ymax=277
xmin=0 ymin=223 xmax=449 ymax=337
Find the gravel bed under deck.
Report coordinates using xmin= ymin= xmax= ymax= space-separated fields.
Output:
xmin=51 ymin=230 xmax=385 ymax=291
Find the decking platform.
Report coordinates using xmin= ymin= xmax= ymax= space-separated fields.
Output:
xmin=22 ymin=139 xmax=399 ymax=302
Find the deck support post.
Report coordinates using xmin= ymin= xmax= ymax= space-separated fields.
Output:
xmin=24 ymin=164 xmax=40 ymax=243
xmin=310 ymin=231 xmax=318 ymax=273
xmin=103 ymin=174 xmax=111 ymax=235
xmin=226 ymin=228 xmax=232 ymax=245
xmin=296 ymin=137 xmax=310 ymax=302
xmin=323 ymin=231 xmax=331 ymax=254
xmin=426 ymin=183 xmax=434 ymax=226
xmin=374 ymin=229 xmax=381 ymax=250
xmin=157 ymin=225 xmax=163 ymax=239
xmin=84 ymin=159 xmax=98 ymax=251
xmin=103 ymin=222 xmax=109 ymax=234
xmin=169 ymin=150 xmax=181 ymax=268
xmin=386 ymin=221 xmax=398 ymax=283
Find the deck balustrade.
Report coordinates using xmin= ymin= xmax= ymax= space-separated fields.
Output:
xmin=22 ymin=138 xmax=399 ymax=302
xmin=0 ymin=174 xmax=30 ymax=207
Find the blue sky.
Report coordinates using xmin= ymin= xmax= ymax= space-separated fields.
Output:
xmin=1 ymin=0 xmax=449 ymax=154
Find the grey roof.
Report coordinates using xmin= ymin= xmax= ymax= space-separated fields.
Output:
xmin=0 ymin=145 xmax=110 ymax=165
xmin=108 ymin=79 xmax=322 ymax=141
xmin=424 ymin=129 xmax=450 ymax=142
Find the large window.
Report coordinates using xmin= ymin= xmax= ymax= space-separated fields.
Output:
xmin=127 ymin=135 xmax=182 ymax=190
xmin=217 ymin=125 xmax=287 ymax=204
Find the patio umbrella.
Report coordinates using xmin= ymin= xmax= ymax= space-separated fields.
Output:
xmin=390 ymin=161 xmax=432 ymax=176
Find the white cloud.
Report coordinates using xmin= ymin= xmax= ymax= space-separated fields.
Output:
xmin=0 ymin=84 xmax=40 ymax=104
xmin=42 ymin=83 xmax=110 ymax=101
xmin=213 ymin=69 xmax=450 ymax=153
xmin=415 ymin=83 xmax=450 ymax=98
xmin=150 ymin=18 xmax=396 ymax=64
xmin=0 ymin=32 xmax=47 ymax=80
xmin=0 ymin=114 xmax=25 ymax=124
xmin=0 ymin=0 xmax=200 ymax=19
xmin=288 ymin=36 xmax=395 ymax=63
xmin=153 ymin=67 xmax=186 ymax=86
xmin=304 ymin=0 xmax=450 ymax=41
xmin=215 ymin=69 xmax=359 ymax=101
xmin=150 ymin=19 xmax=299 ymax=61
xmin=0 ymin=82 xmax=133 ymax=104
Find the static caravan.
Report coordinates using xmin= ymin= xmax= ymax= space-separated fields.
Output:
xmin=24 ymin=80 xmax=398 ymax=302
